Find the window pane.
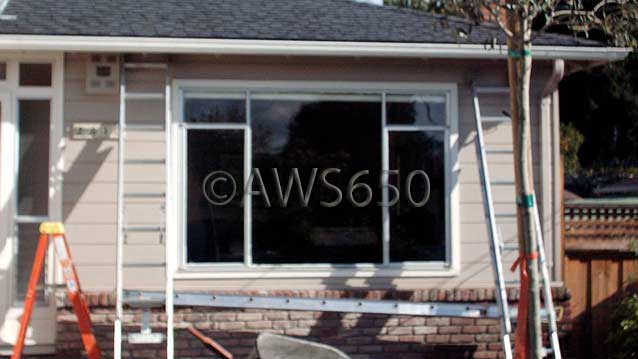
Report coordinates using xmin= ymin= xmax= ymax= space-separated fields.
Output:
xmin=16 ymin=223 xmax=45 ymax=301
xmin=19 ymin=63 xmax=52 ymax=87
xmin=386 ymin=95 xmax=446 ymax=126
xmin=0 ymin=63 xmax=6 ymax=80
xmin=18 ymin=100 xmax=50 ymax=216
xmin=251 ymin=97 xmax=382 ymax=264
xmin=184 ymin=98 xmax=245 ymax=123
xmin=389 ymin=131 xmax=446 ymax=261
xmin=187 ymin=130 xmax=244 ymax=263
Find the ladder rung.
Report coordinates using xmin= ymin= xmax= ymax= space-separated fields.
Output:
xmin=505 ymin=280 xmax=520 ymax=285
xmin=510 ymin=310 xmax=554 ymax=324
xmin=482 ymin=116 xmax=511 ymax=123
xmin=501 ymin=243 xmax=519 ymax=251
xmin=485 ymin=148 xmax=513 ymax=154
xmin=494 ymin=212 xmax=517 ymax=218
xmin=123 ymin=62 xmax=168 ymax=69
xmin=128 ymin=332 xmax=165 ymax=344
xmin=125 ymin=92 xmax=165 ymax=100
xmin=475 ymin=86 xmax=510 ymax=94
xmin=123 ymin=262 xmax=166 ymax=268
xmin=124 ymin=159 xmax=166 ymax=165
xmin=122 ymin=296 xmax=165 ymax=308
xmin=124 ymin=192 xmax=165 ymax=199
xmin=124 ymin=124 xmax=165 ymax=131
xmin=491 ymin=180 xmax=515 ymax=186
xmin=123 ymin=226 xmax=163 ymax=233
xmin=36 ymin=284 xmax=67 ymax=290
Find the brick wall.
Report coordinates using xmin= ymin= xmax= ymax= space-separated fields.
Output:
xmin=50 ymin=289 xmax=572 ymax=359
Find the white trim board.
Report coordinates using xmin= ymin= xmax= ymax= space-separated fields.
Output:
xmin=0 ymin=52 xmax=63 ymax=352
xmin=0 ymin=35 xmax=630 ymax=61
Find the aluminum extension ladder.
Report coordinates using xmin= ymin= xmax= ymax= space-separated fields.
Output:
xmin=114 ymin=58 xmax=175 ymax=359
xmin=471 ymin=82 xmax=561 ymax=359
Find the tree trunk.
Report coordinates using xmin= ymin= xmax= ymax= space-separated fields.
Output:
xmin=506 ymin=6 xmax=544 ymax=359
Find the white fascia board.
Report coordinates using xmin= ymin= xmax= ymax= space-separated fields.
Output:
xmin=0 ymin=35 xmax=630 ymax=61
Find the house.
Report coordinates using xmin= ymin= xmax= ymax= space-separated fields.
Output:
xmin=0 ymin=0 xmax=629 ymax=358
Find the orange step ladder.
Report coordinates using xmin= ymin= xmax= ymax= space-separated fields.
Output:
xmin=12 ymin=222 xmax=101 ymax=359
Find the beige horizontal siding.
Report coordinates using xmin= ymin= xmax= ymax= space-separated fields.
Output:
xmin=62 ymin=53 xmax=554 ymax=291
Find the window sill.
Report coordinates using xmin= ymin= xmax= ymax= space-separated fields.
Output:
xmin=174 ymin=263 xmax=459 ymax=279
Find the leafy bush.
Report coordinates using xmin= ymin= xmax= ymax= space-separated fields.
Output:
xmin=560 ymin=122 xmax=585 ymax=178
xmin=608 ymin=293 xmax=638 ymax=358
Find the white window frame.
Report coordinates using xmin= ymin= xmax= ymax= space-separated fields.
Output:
xmin=171 ymin=80 xmax=459 ymax=279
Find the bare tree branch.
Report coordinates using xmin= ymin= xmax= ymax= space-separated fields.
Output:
xmin=481 ymin=2 xmax=515 ymax=37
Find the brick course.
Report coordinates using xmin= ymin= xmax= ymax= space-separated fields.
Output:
xmin=27 ymin=288 xmax=572 ymax=359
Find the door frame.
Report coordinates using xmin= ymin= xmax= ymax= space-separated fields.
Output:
xmin=0 ymin=52 xmax=63 ymax=355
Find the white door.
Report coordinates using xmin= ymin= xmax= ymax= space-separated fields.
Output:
xmin=0 ymin=91 xmax=57 ymax=355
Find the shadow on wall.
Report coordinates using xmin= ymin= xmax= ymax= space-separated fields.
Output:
xmin=306 ymin=267 xmax=481 ymax=359
xmin=62 ymin=138 xmax=113 ymax=221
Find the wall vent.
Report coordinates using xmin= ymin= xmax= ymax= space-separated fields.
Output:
xmin=85 ymin=54 xmax=119 ymax=95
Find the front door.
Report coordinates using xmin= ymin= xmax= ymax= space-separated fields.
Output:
xmin=0 ymin=55 xmax=63 ymax=356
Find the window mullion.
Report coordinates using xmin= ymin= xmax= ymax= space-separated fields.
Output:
xmin=244 ymin=90 xmax=253 ymax=267
xmin=381 ymin=92 xmax=390 ymax=265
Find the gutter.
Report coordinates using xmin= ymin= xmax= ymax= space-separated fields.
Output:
xmin=0 ymin=35 xmax=630 ymax=61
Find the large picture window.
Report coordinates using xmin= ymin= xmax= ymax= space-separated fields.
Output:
xmin=178 ymin=82 xmax=456 ymax=272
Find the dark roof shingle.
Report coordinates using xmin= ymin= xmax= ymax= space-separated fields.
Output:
xmin=0 ymin=0 xmax=603 ymax=47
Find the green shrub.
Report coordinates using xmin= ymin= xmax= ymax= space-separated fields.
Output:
xmin=560 ymin=122 xmax=585 ymax=178
xmin=608 ymin=293 xmax=638 ymax=358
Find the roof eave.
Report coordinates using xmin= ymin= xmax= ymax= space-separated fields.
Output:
xmin=0 ymin=35 xmax=630 ymax=61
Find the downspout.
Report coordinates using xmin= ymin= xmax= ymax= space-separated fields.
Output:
xmin=541 ymin=59 xmax=565 ymax=282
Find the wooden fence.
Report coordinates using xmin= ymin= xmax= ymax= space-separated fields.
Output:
xmin=563 ymin=201 xmax=638 ymax=359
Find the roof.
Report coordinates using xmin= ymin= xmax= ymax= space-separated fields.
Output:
xmin=0 ymin=0 xmax=604 ymax=47
xmin=566 ymin=197 xmax=638 ymax=206
xmin=593 ymin=179 xmax=638 ymax=197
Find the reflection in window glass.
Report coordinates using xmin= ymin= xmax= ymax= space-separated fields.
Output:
xmin=182 ymin=90 xmax=451 ymax=266
xmin=251 ymin=97 xmax=382 ymax=264
xmin=187 ymin=130 xmax=244 ymax=263
xmin=386 ymin=95 xmax=446 ymax=126
xmin=389 ymin=131 xmax=446 ymax=262
xmin=16 ymin=224 xmax=45 ymax=301
xmin=18 ymin=100 xmax=50 ymax=216
xmin=184 ymin=98 xmax=245 ymax=123
xmin=19 ymin=63 xmax=52 ymax=87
